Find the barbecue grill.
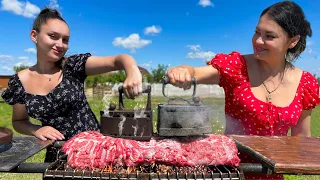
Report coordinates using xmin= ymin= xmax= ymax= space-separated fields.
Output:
xmin=10 ymin=155 xmax=269 ymax=180
xmin=4 ymin=137 xmax=273 ymax=180
xmin=43 ymin=154 xmax=244 ymax=180
xmin=41 ymin=140 xmax=247 ymax=180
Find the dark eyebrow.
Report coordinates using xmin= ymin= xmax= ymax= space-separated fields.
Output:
xmin=256 ymin=27 xmax=278 ymax=35
xmin=265 ymin=30 xmax=277 ymax=34
xmin=49 ymin=31 xmax=70 ymax=38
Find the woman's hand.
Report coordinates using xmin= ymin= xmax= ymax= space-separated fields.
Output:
xmin=33 ymin=126 xmax=65 ymax=141
xmin=167 ymin=66 xmax=193 ymax=90
xmin=123 ymin=65 xmax=143 ymax=99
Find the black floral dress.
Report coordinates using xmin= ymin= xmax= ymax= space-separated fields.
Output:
xmin=1 ymin=53 xmax=100 ymax=162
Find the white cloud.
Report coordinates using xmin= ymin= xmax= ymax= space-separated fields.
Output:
xmin=1 ymin=66 xmax=12 ymax=71
xmin=1 ymin=0 xmax=23 ymax=15
xmin=0 ymin=54 xmax=34 ymax=75
xmin=18 ymin=56 xmax=29 ymax=60
xmin=113 ymin=33 xmax=152 ymax=53
xmin=48 ymin=0 xmax=59 ymax=9
xmin=198 ymin=0 xmax=214 ymax=7
xmin=187 ymin=45 xmax=201 ymax=51
xmin=306 ymin=41 xmax=314 ymax=54
xmin=186 ymin=51 xmax=215 ymax=61
xmin=186 ymin=45 xmax=215 ymax=61
xmin=24 ymin=48 xmax=36 ymax=54
xmin=14 ymin=62 xmax=24 ymax=67
xmin=306 ymin=41 xmax=313 ymax=46
xmin=144 ymin=25 xmax=162 ymax=35
xmin=0 ymin=55 xmax=13 ymax=61
xmin=1 ymin=0 xmax=40 ymax=18
xmin=14 ymin=56 xmax=34 ymax=67
xmin=23 ymin=1 xmax=40 ymax=18
xmin=140 ymin=61 xmax=152 ymax=69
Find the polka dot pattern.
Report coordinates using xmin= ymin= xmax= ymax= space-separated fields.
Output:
xmin=208 ymin=51 xmax=320 ymax=179
xmin=207 ymin=51 xmax=320 ymax=136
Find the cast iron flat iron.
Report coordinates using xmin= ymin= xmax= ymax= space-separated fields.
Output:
xmin=157 ymin=77 xmax=213 ymax=136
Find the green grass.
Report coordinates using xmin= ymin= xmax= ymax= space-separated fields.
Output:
xmin=0 ymin=96 xmax=320 ymax=180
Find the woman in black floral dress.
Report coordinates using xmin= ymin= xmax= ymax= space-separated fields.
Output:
xmin=1 ymin=8 xmax=142 ymax=162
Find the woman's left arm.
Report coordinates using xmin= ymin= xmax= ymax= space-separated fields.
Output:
xmin=291 ymin=110 xmax=312 ymax=137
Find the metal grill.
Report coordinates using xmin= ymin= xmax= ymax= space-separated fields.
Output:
xmin=43 ymin=155 xmax=244 ymax=180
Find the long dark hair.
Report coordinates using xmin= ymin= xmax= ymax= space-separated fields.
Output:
xmin=33 ymin=7 xmax=68 ymax=69
xmin=260 ymin=1 xmax=312 ymax=62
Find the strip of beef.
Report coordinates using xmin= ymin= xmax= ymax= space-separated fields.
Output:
xmin=62 ymin=131 xmax=240 ymax=170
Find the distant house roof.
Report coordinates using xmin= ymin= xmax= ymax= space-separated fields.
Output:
xmin=138 ymin=66 xmax=150 ymax=75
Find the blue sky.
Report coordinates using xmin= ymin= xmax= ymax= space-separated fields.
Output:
xmin=0 ymin=0 xmax=319 ymax=76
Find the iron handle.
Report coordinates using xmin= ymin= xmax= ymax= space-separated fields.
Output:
xmin=118 ymin=85 xmax=152 ymax=110
xmin=162 ymin=76 xmax=197 ymax=99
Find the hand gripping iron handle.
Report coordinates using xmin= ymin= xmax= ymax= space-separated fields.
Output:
xmin=161 ymin=76 xmax=197 ymax=98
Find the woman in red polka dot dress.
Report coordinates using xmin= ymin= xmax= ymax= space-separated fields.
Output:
xmin=167 ymin=1 xmax=320 ymax=180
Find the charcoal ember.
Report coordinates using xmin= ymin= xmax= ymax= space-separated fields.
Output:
xmin=62 ymin=131 xmax=240 ymax=170
xmin=65 ymin=164 xmax=220 ymax=175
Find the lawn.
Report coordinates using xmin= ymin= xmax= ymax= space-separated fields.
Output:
xmin=0 ymin=95 xmax=320 ymax=180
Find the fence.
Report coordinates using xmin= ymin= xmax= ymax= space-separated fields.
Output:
xmin=90 ymin=83 xmax=225 ymax=98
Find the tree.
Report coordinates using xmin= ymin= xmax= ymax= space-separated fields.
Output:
xmin=151 ymin=64 xmax=169 ymax=83
xmin=84 ymin=70 xmax=128 ymax=88
xmin=85 ymin=74 xmax=107 ymax=88
xmin=105 ymin=70 xmax=126 ymax=84
xmin=144 ymin=74 xmax=154 ymax=83
xmin=13 ymin=65 xmax=30 ymax=72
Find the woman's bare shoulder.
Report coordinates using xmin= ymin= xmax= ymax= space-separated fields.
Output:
xmin=17 ymin=66 xmax=34 ymax=83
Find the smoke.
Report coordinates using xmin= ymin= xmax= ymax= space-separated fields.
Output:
xmin=224 ymin=115 xmax=245 ymax=135
xmin=133 ymin=76 xmax=149 ymax=118
xmin=102 ymin=95 xmax=115 ymax=117
xmin=132 ymin=119 xmax=138 ymax=136
xmin=200 ymin=99 xmax=226 ymax=134
xmin=118 ymin=115 xmax=126 ymax=136
xmin=132 ymin=94 xmax=147 ymax=136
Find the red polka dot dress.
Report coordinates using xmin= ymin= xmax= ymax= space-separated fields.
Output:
xmin=207 ymin=51 xmax=320 ymax=180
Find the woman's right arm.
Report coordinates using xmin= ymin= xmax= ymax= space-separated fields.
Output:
xmin=12 ymin=104 xmax=64 ymax=140
xmin=12 ymin=104 xmax=41 ymax=136
xmin=167 ymin=65 xmax=220 ymax=88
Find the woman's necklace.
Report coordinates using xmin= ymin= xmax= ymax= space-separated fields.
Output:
xmin=262 ymin=73 xmax=285 ymax=102
xmin=41 ymin=74 xmax=52 ymax=81
xmin=38 ymin=71 xmax=53 ymax=81
xmin=36 ymin=66 xmax=55 ymax=81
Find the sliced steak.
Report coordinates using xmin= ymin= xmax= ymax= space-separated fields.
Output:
xmin=62 ymin=131 xmax=240 ymax=170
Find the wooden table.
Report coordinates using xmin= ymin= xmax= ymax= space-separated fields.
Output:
xmin=230 ymin=135 xmax=320 ymax=175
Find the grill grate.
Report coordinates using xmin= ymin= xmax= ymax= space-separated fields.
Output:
xmin=43 ymin=155 xmax=244 ymax=180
